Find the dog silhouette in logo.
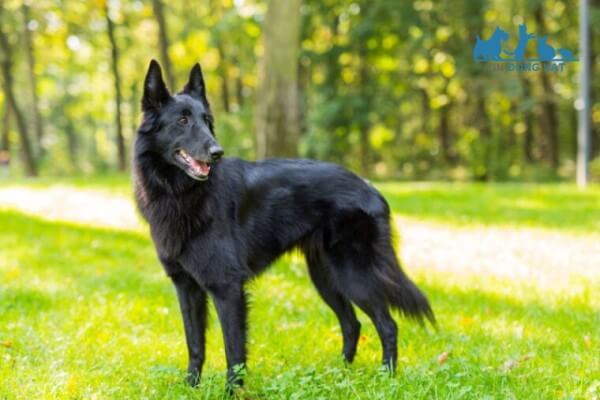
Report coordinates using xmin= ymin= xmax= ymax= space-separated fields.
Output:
xmin=557 ymin=48 xmax=577 ymax=61
xmin=473 ymin=26 xmax=509 ymax=62
xmin=504 ymin=24 xmax=534 ymax=61
xmin=537 ymin=35 xmax=556 ymax=61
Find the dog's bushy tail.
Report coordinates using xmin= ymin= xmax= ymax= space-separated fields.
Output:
xmin=373 ymin=250 xmax=436 ymax=327
xmin=325 ymin=207 xmax=435 ymax=326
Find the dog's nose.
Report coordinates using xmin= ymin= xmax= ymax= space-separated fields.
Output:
xmin=209 ymin=146 xmax=224 ymax=161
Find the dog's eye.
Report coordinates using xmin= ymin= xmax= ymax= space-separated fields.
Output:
xmin=178 ymin=116 xmax=188 ymax=126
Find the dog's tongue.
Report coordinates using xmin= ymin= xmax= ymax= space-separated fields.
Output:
xmin=190 ymin=159 xmax=210 ymax=175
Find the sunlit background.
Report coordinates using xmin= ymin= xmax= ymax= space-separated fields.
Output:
xmin=0 ymin=0 xmax=598 ymax=180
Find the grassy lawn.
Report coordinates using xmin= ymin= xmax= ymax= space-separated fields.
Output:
xmin=379 ymin=182 xmax=600 ymax=233
xmin=0 ymin=178 xmax=598 ymax=399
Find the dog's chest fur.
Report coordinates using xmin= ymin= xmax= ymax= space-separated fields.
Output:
xmin=135 ymin=179 xmax=214 ymax=260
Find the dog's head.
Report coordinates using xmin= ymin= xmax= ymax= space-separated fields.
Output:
xmin=139 ymin=60 xmax=223 ymax=181
xmin=494 ymin=26 xmax=509 ymax=41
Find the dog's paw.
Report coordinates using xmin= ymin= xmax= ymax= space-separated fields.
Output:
xmin=186 ymin=370 xmax=200 ymax=387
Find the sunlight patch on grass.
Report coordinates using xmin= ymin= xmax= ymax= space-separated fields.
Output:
xmin=0 ymin=185 xmax=143 ymax=231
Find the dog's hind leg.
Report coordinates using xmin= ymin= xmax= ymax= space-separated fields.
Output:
xmin=321 ymin=249 xmax=398 ymax=371
xmin=340 ymin=272 xmax=399 ymax=371
xmin=305 ymin=252 xmax=361 ymax=363
xmin=352 ymin=295 xmax=398 ymax=372
xmin=323 ymin=212 xmax=399 ymax=371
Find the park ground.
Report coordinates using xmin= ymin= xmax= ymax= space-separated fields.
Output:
xmin=0 ymin=176 xmax=599 ymax=399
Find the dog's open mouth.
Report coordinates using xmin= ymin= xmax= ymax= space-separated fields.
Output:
xmin=174 ymin=149 xmax=211 ymax=181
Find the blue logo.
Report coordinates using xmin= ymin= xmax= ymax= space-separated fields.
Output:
xmin=474 ymin=23 xmax=577 ymax=72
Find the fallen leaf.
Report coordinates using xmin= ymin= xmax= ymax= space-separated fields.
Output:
xmin=503 ymin=353 xmax=534 ymax=371
xmin=459 ymin=316 xmax=474 ymax=327
xmin=359 ymin=335 xmax=367 ymax=344
xmin=0 ymin=340 xmax=12 ymax=348
xmin=503 ymin=359 xmax=518 ymax=371
xmin=520 ymin=353 xmax=534 ymax=362
xmin=437 ymin=351 xmax=451 ymax=365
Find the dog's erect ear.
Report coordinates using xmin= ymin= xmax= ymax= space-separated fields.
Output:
xmin=142 ymin=59 xmax=171 ymax=113
xmin=183 ymin=63 xmax=210 ymax=108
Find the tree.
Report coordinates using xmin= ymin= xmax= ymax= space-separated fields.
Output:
xmin=577 ymin=0 xmax=592 ymax=186
xmin=21 ymin=1 xmax=44 ymax=156
xmin=521 ymin=77 xmax=535 ymax=163
xmin=534 ymin=5 xmax=559 ymax=170
xmin=0 ymin=4 xmax=37 ymax=176
xmin=255 ymin=0 xmax=302 ymax=158
xmin=152 ymin=0 xmax=175 ymax=90
xmin=1 ymin=101 xmax=10 ymax=152
xmin=105 ymin=1 xmax=127 ymax=171
xmin=438 ymin=102 xmax=453 ymax=164
xmin=357 ymin=37 xmax=370 ymax=176
xmin=208 ymin=0 xmax=232 ymax=113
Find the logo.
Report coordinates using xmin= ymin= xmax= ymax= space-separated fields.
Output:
xmin=473 ymin=23 xmax=577 ymax=72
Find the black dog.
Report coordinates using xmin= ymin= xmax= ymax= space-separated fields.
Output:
xmin=133 ymin=60 xmax=434 ymax=390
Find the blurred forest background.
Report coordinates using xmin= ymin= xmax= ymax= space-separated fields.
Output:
xmin=0 ymin=0 xmax=598 ymax=181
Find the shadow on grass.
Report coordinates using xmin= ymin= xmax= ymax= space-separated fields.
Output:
xmin=418 ymin=282 xmax=597 ymax=342
xmin=0 ymin=287 xmax=54 ymax=317
xmin=0 ymin=209 xmax=168 ymax=301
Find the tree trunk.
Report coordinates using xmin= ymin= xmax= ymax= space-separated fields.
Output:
xmin=130 ymin=82 xmax=139 ymax=136
xmin=209 ymin=0 xmax=231 ymax=112
xmin=535 ymin=6 xmax=559 ymax=170
xmin=216 ymin=42 xmax=230 ymax=112
xmin=235 ymin=70 xmax=244 ymax=109
xmin=358 ymin=39 xmax=370 ymax=177
xmin=298 ymin=57 xmax=309 ymax=137
xmin=64 ymin=116 xmax=78 ymax=168
xmin=421 ymin=89 xmax=430 ymax=134
xmin=1 ymin=101 xmax=10 ymax=152
xmin=105 ymin=3 xmax=127 ymax=171
xmin=439 ymin=104 xmax=453 ymax=164
xmin=152 ymin=0 xmax=175 ymax=90
xmin=152 ymin=0 xmax=177 ymax=92
xmin=255 ymin=0 xmax=302 ymax=158
xmin=419 ymin=89 xmax=430 ymax=173
xmin=521 ymin=77 xmax=535 ymax=163
xmin=590 ymin=16 xmax=599 ymax=158
xmin=21 ymin=2 xmax=44 ymax=157
xmin=0 ymin=15 xmax=37 ymax=176
xmin=477 ymin=94 xmax=491 ymax=181
xmin=538 ymin=71 xmax=559 ymax=169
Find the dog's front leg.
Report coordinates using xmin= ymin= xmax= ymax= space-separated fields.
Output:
xmin=210 ymin=283 xmax=247 ymax=392
xmin=170 ymin=270 xmax=208 ymax=387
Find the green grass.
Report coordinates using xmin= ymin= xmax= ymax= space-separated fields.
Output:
xmin=0 ymin=180 xmax=599 ymax=399
xmin=379 ymin=182 xmax=600 ymax=233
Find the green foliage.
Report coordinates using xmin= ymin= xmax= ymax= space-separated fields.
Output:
xmin=0 ymin=0 xmax=598 ymax=180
